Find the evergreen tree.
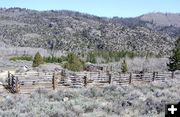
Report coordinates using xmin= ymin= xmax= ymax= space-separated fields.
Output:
xmin=175 ymin=37 xmax=180 ymax=47
xmin=32 ymin=52 xmax=44 ymax=67
xmin=64 ymin=53 xmax=84 ymax=71
xmin=86 ymin=52 xmax=96 ymax=63
xmin=167 ymin=37 xmax=180 ymax=78
xmin=121 ymin=59 xmax=128 ymax=73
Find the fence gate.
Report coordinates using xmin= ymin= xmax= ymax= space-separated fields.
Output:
xmin=7 ymin=72 xmax=20 ymax=93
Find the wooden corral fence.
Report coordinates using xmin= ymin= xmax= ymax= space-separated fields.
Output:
xmin=7 ymin=72 xmax=20 ymax=93
xmin=6 ymin=71 xmax=59 ymax=93
xmin=5 ymin=70 xmax=179 ymax=94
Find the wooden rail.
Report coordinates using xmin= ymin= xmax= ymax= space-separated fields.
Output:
xmin=7 ymin=72 xmax=20 ymax=93
xmin=5 ymin=71 xmax=178 ymax=94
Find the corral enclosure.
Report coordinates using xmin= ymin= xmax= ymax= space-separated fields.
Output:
xmin=5 ymin=70 xmax=180 ymax=94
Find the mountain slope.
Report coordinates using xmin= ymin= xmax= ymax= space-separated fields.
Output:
xmin=138 ymin=13 xmax=180 ymax=38
xmin=140 ymin=12 xmax=180 ymax=27
xmin=0 ymin=8 xmax=178 ymax=55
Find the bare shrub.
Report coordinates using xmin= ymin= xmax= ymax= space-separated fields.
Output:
xmin=0 ymin=79 xmax=179 ymax=116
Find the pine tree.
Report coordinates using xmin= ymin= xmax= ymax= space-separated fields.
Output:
xmin=167 ymin=37 xmax=180 ymax=78
xmin=32 ymin=52 xmax=44 ymax=67
xmin=64 ymin=53 xmax=84 ymax=71
xmin=121 ymin=59 xmax=128 ymax=73
xmin=87 ymin=52 xmax=96 ymax=63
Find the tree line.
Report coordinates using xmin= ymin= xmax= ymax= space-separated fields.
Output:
xmin=9 ymin=37 xmax=180 ymax=73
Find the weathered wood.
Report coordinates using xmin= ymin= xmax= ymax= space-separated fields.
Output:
xmin=106 ymin=71 xmax=112 ymax=84
xmin=9 ymin=75 xmax=18 ymax=93
xmin=156 ymin=72 xmax=158 ymax=78
xmin=7 ymin=71 xmax=11 ymax=87
xmin=52 ymin=73 xmax=56 ymax=90
xmin=8 ymin=71 xmax=10 ymax=79
xmin=152 ymin=72 xmax=156 ymax=81
xmin=83 ymin=76 xmax=87 ymax=87
xmin=5 ymin=71 xmax=178 ymax=94
xmin=129 ymin=72 xmax=132 ymax=84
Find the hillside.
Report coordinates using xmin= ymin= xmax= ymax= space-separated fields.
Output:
xmin=140 ymin=12 xmax=180 ymax=27
xmin=139 ymin=12 xmax=180 ymax=38
xmin=0 ymin=8 xmax=179 ymax=55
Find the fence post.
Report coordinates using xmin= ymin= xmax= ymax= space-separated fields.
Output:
xmin=52 ymin=73 xmax=56 ymax=90
xmin=61 ymin=70 xmax=64 ymax=80
xmin=140 ymin=71 xmax=144 ymax=80
xmin=156 ymin=72 xmax=158 ymax=79
xmin=152 ymin=72 xmax=156 ymax=81
xmin=98 ymin=71 xmax=101 ymax=80
xmin=83 ymin=76 xmax=87 ymax=87
xmin=12 ymin=75 xmax=16 ymax=93
xmin=129 ymin=72 xmax=132 ymax=84
xmin=107 ymin=71 xmax=112 ymax=84
xmin=7 ymin=71 xmax=10 ymax=87
xmin=8 ymin=71 xmax=10 ymax=79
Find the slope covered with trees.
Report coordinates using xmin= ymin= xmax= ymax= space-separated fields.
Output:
xmin=0 ymin=8 xmax=179 ymax=55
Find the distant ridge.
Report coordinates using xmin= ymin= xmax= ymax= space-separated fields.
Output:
xmin=0 ymin=8 xmax=179 ymax=55
xmin=140 ymin=12 xmax=180 ymax=27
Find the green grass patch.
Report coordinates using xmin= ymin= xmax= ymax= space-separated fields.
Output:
xmin=10 ymin=55 xmax=33 ymax=61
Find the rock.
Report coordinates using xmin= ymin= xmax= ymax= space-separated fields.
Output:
xmin=121 ymin=100 xmax=132 ymax=107
xmin=155 ymin=92 xmax=165 ymax=97
xmin=63 ymin=97 xmax=69 ymax=102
